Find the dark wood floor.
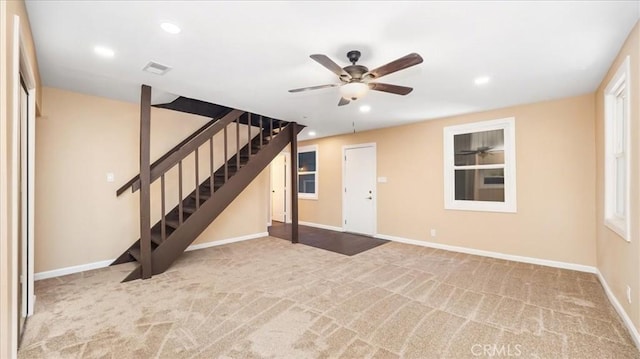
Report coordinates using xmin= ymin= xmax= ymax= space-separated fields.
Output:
xmin=268 ymin=221 xmax=388 ymax=256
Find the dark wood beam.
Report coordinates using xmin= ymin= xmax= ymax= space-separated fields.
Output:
xmin=139 ymin=84 xmax=152 ymax=279
xmin=290 ymin=122 xmax=299 ymax=244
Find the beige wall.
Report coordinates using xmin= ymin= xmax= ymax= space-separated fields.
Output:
xmin=300 ymin=94 xmax=597 ymax=267
xmin=1 ymin=1 xmax=42 ymax=357
xmin=35 ymin=87 xmax=270 ymax=273
xmin=595 ymin=22 xmax=640 ymax=335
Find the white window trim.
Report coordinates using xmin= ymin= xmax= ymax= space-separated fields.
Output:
xmin=298 ymin=145 xmax=318 ymax=200
xmin=443 ymin=118 xmax=517 ymax=213
xmin=604 ymin=56 xmax=631 ymax=241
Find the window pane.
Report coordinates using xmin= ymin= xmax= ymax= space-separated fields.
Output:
xmin=616 ymin=157 xmax=625 ymax=217
xmin=455 ymin=168 xmax=505 ymax=202
xmin=298 ymin=152 xmax=316 ymax=172
xmin=299 ymin=173 xmax=316 ymax=194
xmin=454 ymin=130 xmax=504 ymax=166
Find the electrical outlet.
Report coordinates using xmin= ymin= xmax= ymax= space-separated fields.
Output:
xmin=627 ymin=285 xmax=632 ymax=304
xmin=106 ymin=172 xmax=115 ymax=183
xmin=430 ymin=229 xmax=436 ymax=237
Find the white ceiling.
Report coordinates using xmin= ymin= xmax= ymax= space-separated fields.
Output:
xmin=26 ymin=1 xmax=639 ymax=140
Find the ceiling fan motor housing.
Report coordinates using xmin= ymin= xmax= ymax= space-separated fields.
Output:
xmin=342 ymin=65 xmax=369 ymax=81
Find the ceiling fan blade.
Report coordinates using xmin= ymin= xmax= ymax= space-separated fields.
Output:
xmin=365 ymin=53 xmax=423 ymax=79
xmin=338 ymin=97 xmax=350 ymax=106
xmin=369 ymin=82 xmax=414 ymax=95
xmin=310 ymin=54 xmax=351 ymax=79
xmin=288 ymin=84 xmax=338 ymax=93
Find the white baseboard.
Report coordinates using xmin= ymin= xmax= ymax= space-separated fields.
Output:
xmin=596 ymin=269 xmax=640 ymax=349
xmin=34 ymin=259 xmax=114 ymax=281
xmin=299 ymin=221 xmax=345 ymax=232
xmin=186 ymin=232 xmax=267 ymax=251
xmin=34 ymin=232 xmax=268 ymax=281
xmin=374 ymin=233 xmax=597 ymax=274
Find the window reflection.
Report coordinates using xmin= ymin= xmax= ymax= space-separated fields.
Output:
xmin=454 ymin=130 xmax=505 ymax=166
xmin=455 ymin=169 xmax=505 ymax=202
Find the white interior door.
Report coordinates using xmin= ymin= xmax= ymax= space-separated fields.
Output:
xmin=271 ymin=154 xmax=287 ymax=223
xmin=343 ymin=145 xmax=376 ymax=235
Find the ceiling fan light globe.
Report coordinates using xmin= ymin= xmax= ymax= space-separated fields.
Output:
xmin=340 ymin=82 xmax=369 ymax=101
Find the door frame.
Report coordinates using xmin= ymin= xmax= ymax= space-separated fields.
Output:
xmin=342 ymin=143 xmax=377 ymax=235
xmin=12 ymin=14 xmax=37 ymax=330
xmin=269 ymin=151 xmax=291 ymax=225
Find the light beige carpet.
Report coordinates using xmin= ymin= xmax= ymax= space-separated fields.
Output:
xmin=19 ymin=237 xmax=639 ymax=358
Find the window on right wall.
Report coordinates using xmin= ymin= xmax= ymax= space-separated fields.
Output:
xmin=444 ymin=118 xmax=517 ymax=213
xmin=604 ymin=56 xmax=631 ymax=241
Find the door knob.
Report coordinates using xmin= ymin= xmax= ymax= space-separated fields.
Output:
xmin=366 ymin=196 xmax=372 ymax=200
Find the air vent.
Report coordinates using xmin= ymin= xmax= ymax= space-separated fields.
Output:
xmin=142 ymin=61 xmax=172 ymax=75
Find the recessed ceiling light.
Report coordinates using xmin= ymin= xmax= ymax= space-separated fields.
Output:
xmin=161 ymin=22 xmax=181 ymax=34
xmin=359 ymin=105 xmax=371 ymax=113
xmin=474 ymin=76 xmax=491 ymax=85
xmin=93 ymin=45 xmax=114 ymax=58
xmin=308 ymin=131 xmax=317 ymax=137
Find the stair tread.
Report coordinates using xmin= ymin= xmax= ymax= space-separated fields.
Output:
xmin=129 ymin=247 xmax=141 ymax=262
xmin=166 ymin=218 xmax=181 ymax=229
xmin=191 ymin=192 xmax=211 ymax=200
xmin=183 ymin=205 xmax=197 ymax=214
xmin=151 ymin=232 xmax=164 ymax=245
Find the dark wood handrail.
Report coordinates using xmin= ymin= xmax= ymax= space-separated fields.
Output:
xmin=116 ymin=117 xmax=219 ymax=196
xmin=128 ymin=109 xmax=245 ymax=193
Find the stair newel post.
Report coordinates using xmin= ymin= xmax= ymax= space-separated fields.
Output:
xmin=236 ymin=117 xmax=240 ymax=169
xmin=290 ymin=122 xmax=299 ymax=244
xmin=195 ymin=148 xmax=200 ymax=209
xmin=139 ymin=84 xmax=153 ymax=279
xmin=224 ymin=125 xmax=229 ymax=182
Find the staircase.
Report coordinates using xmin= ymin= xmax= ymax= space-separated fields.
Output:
xmin=111 ymin=86 xmax=302 ymax=282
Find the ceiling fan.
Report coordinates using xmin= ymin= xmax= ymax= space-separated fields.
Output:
xmin=457 ymin=146 xmax=496 ymax=157
xmin=288 ymin=50 xmax=423 ymax=106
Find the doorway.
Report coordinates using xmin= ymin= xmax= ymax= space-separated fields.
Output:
xmin=5 ymin=13 xmax=37 ymax=353
xmin=270 ymin=152 xmax=290 ymax=224
xmin=343 ymin=144 xmax=377 ymax=236
xmin=17 ymin=78 xmax=29 ymax=337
